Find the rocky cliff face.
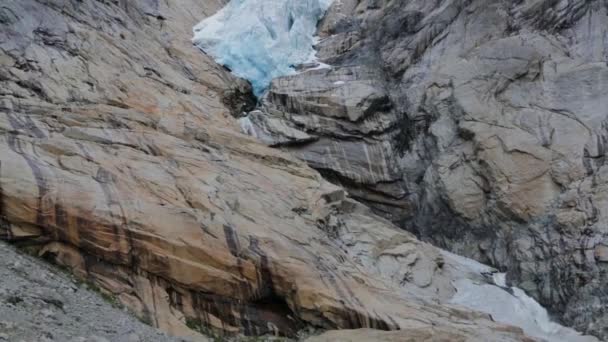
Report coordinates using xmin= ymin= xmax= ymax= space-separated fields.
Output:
xmin=242 ymin=0 xmax=608 ymax=339
xmin=0 ymin=0 xmax=550 ymax=341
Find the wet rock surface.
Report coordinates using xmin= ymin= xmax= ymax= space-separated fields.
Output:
xmin=0 ymin=0 xmax=544 ymax=341
xmin=241 ymin=0 xmax=608 ymax=339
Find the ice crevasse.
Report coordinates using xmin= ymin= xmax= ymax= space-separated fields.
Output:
xmin=193 ymin=0 xmax=334 ymax=97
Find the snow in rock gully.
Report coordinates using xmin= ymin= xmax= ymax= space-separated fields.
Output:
xmin=193 ymin=0 xmax=333 ymax=97
xmin=444 ymin=252 xmax=593 ymax=342
xmin=192 ymin=1 xmax=594 ymax=341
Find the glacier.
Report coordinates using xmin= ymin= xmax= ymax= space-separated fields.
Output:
xmin=193 ymin=2 xmax=596 ymax=341
xmin=444 ymin=250 xmax=596 ymax=342
xmin=193 ymin=0 xmax=333 ymax=97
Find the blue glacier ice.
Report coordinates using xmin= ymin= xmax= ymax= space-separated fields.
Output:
xmin=192 ymin=0 xmax=333 ymax=97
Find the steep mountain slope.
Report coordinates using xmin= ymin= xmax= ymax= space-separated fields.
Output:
xmin=243 ymin=0 xmax=608 ymax=338
xmin=0 ymin=0 xmax=547 ymax=341
xmin=0 ymin=241 xmax=190 ymax=342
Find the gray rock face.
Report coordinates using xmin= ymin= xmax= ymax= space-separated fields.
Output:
xmin=0 ymin=0 xmax=552 ymax=341
xmin=241 ymin=0 xmax=608 ymax=338
xmin=249 ymin=65 xmax=412 ymax=221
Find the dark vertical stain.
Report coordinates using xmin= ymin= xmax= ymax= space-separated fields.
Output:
xmin=248 ymin=236 xmax=274 ymax=299
xmin=285 ymin=244 xmax=388 ymax=330
xmin=0 ymin=161 xmax=3 ymax=218
xmin=78 ymin=139 xmax=135 ymax=268
xmin=223 ymin=224 xmax=241 ymax=257
xmin=166 ymin=287 xmax=183 ymax=311
xmin=185 ymin=227 xmax=303 ymax=337
xmin=222 ymin=224 xmax=254 ymax=332
xmin=6 ymin=113 xmax=50 ymax=234
xmin=387 ymin=316 xmax=399 ymax=330
xmin=93 ymin=168 xmax=121 ymax=240
xmin=92 ymin=166 xmax=135 ymax=266
xmin=76 ymin=216 xmax=105 ymax=262
xmin=54 ymin=203 xmax=70 ymax=242
xmin=241 ymin=302 xmax=254 ymax=336
xmin=188 ymin=290 xmax=299 ymax=337
xmin=223 ymin=224 xmax=250 ymax=295
xmin=375 ymin=315 xmax=391 ymax=330
xmin=148 ymin=276 xmax=160 ymax=328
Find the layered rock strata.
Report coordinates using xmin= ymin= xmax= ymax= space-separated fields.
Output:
xmin=0 ymin=0 xmax=540 ymax=341
xmin=242 ymin=0 xmax=608 ymax=338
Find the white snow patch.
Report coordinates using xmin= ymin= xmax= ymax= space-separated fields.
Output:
xmin=440 ymin=251 xmax=595 ymax=341
xmin=493 ymin=272 xmax=507 ymax=287
xmin=306 ymin=62 xmax=332 ymax=71
xmin=447 ymin=270 xmax=596 ymax=341
xmin=238 ymin=116 xmax=258 ymax=139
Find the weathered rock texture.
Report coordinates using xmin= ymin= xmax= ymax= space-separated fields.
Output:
xmin=0 ymin=0 xmax=539 ymax=341
xmin=242 ymin=0 xmax=608 ymax=339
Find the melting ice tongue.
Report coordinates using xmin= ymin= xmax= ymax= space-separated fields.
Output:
xmin=193 ymin=0 xmax=333 ymax=97
xmin=445 ymin=252 xmax=596 ymax=342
